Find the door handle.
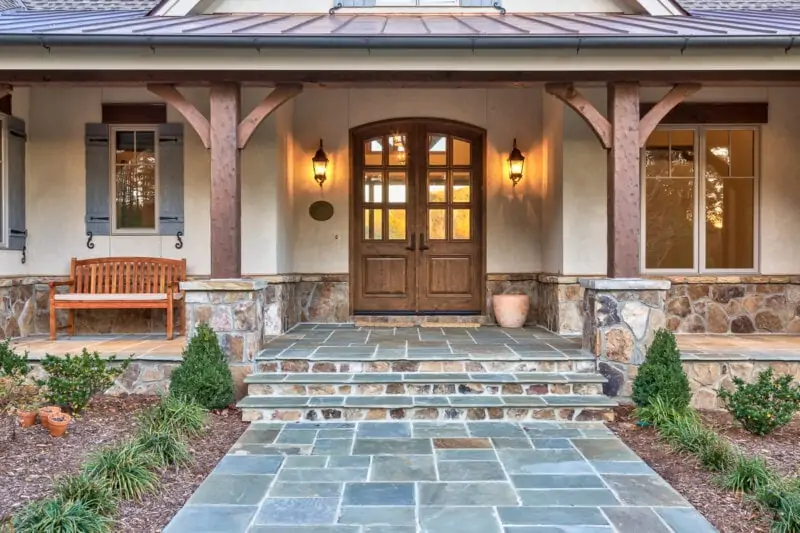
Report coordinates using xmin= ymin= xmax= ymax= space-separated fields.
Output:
xmin=406 ymin=233 xmax=416 ymax=251
xmin=419 ymin=233 xmax=430 ymax=251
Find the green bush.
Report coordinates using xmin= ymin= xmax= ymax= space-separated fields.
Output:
xmin=717 ymin=368 xmax=800 ymax=436
xmin=0 ymin=339 xmax=29 ymax=380
xmin=754 ymin=481 xmax=800 ymax=533
xmin=636 ymin=395 xmax=699 ymax=427
xmin=169 ymin=324 xmax=234 ymax=410
xmin=696 ymin=437 xmax=736 ymax=472
xmin=38 ymin=349 xmax=130 ymax=413
xmin=13 ymin=499 xmax=112 ymax=533
xmin=53 ymin=473 xmax=117 ymax=517
xmin=83 ymin=442 xmax=158 ymax=501
xmin=632 ymin=329 xmax=691 ymax=409
xmin=717 ymin=454 xmax=776 ymax=494
xmin=135 ymin=427 xmax=191 ymax=468
xmin=139 ymin=394 xmax=208 ymax=438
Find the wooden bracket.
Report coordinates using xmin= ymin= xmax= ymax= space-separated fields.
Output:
xmin=639 ymin=83 xmax=701 ymax=146
xmin=545 ymin=83 xmax=612 ymax=149
xmin=147 ymin=83 xmax=211 ymax=148
xmin=0 ymin=84 xmax=11 ymax=99
xmin=237 ymin=84 xmax=303 ymax=149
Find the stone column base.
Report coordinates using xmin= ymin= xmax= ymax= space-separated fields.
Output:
xmin=581 ymin=278 xmax=670 ymax=398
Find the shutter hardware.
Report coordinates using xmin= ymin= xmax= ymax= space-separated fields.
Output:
xmin=10 ymin=228 xmax=27 ymax=264
xmin=159 ymin=217 xmax=184 ymax=249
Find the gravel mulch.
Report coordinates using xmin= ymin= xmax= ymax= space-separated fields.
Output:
xmin=609 ymin=406 xmax=776 ymax=533
xmin=0 ymin=396 xmax=248 ymax=532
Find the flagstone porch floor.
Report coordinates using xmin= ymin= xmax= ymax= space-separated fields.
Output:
xmin=164 ymin=420 xmax=718 ymax=533
xmin=9 ymin=334 xmax=186 ymax=360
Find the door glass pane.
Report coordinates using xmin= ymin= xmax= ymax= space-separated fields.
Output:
xmin=452 ymin=209 xmax=471 ymax=240
xmin=429 ymin=209 xmax=446 ymax=240
xmin=705 ymin=177 xmax=754 ymax=269
xmin=428 ymin=171 xmax=447 ymax=203
xmin=453 ymin=138 xmax=471 ymax=166
xmin=452 ymin=171 xmax=470 ymax=203
xmin=387 ymin=172 xmax=406 ymax=204
xmin=365 ymin=137 xmax=383 ymax=166
xmin=364 ymin=209 xmax=383 ymax=240
xmin=645 ymin=178 xmax=694 ymax=269
xmin=388 ymin=209 xmax=406 ymax=240
xmin=388 ymin=134 xmax=407 ymax=166
xmin=706 ymin=130 xmax=731 ymax=178
xmin=644 ymin=130 xmax=670 ymax=178
xmin=428 ymin=134 xmax=447 ymax=166
xmin=364 ymin=172 xmax=383 ymax=203
xmin=670 ymin=130 xmax=695 ymax=178
xmin=730 ymin=130 xmax=755 ymax=177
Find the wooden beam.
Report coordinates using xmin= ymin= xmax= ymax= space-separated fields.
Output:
xmin=147 ymin=83 xmax=211 ymax=149
xmin=209 ymin=83 xmax=242 ymax=279
xmin=640 ymin=101 xmax=768 ymax=125
xmin=237 ymin=84 xmax=303 ymax=149
xmin=0 ymin=84 xmax=11 ymax=99
xmin=607 ymin=82 xmax=641 ymax=279
xmin=545 ymin=83 xmax=612 ymax=149
xmin=638 ymin=83 xmax=701 ymax=146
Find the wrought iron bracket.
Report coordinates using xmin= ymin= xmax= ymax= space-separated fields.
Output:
xmin=175 ymin=231 xmax=184 ymax=250
xmin=493 ymin=1 xmax=506 ymax=14
xmin=329 ymin=2 xmax=343 ymax=15
xmin=86 ymin=231 xmax=94 ymax=249
xmin=10 ymin=229 xmax=27 ymax=264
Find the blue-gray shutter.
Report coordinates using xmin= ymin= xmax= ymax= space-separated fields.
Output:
xmin=337 ymin=0 xmax=495 ymax=5
xmin=7 ymin=117 xmax=26 ymax=252
xmin=158 ymin=123 xmax=184 ymax=237
xmin=85 ymin=123 xmax=111 ymax=236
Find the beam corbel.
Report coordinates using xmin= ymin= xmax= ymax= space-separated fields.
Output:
xmin=0 ymin=84 xmax=11 ymax=99
xmin=638 ymin=83 xmax=701 ymax=146
xmin=237 ymin=84 xmax=303 ymax=149
xmin=545 ymin=83 xmax=612 ymax=149
xmin=147 ymin=83 xmax=211 ymax=148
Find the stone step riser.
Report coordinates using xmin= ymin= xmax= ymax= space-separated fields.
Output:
xmin=241 ymin=406 xmax=614 ymax=423
xmin=247 ymin=382 xmax=604 ymax=397
xmin=257 ymin=360 xmax=597 ymax=374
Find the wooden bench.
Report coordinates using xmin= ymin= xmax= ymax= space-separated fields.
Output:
xmin=49 ymin=257 xmax=187 ymax=341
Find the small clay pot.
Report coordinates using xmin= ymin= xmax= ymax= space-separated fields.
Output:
xmin=39 ymin=406 xmax=61 ymax=430
xmin=48 ymin=413 xmax=71 ymax=438
xmin=18 ymin=411 xmax=37 ymax=428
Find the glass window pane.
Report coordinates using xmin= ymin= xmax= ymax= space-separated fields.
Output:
xmin=452 ymin=209 xmax=471 ymax=240
xmin=645 ymin=130 xmax=670 ymax=178
xmin=730 ymin=130 xmax=755 ymax=177
xmin=387 ymin=172 xmax=406 ymax=204
xmin=115 ymin=164 xmax=156 ymax=230
xmin=453 ymin=138 xmax=471 ymax=166
xmin=364 ymin=209 xmax=383 ymax=240
xmin=135 ymin=131 xmax=155 ymax=153
xmin=670 ymin=130 xmax=695 ymax=178
xmin=429 ymin=209 xmax=446 ymax=240
xmin=706 ymin=130 xmax=731 ymax=178
xmin=428 ymin=134 xmax=447 ymax=166
xmin=452 ymin=171 xmax=470 ymax=203
xmin=428 ymin=171 xmax=447 ymax=203
xmin=705 ymin=177 xmax=754 ymax=269
xmin=645 ymin=178 xmax=694 ymax=269
xmin=388 ymin=209 xmax=406 ymax=240
xmin=388 ymin=134 xmax=407 ymax=166
xmin=364 ymin=172 xmax=383 ymax=203
xmin=365 ymin=137 xmax=383 ymax=166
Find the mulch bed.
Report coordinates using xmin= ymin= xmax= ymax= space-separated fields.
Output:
xmin=0 ymin=396 xmax=248 ymax=532
xmin=609 ymin=406 xmax=800 ymax=533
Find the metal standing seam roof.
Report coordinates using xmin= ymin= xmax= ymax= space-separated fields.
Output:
xmin=0 ymin=9 xmax=799 ymax=43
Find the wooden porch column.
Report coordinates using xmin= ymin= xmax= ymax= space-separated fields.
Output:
xmin=210 ymin=83 xmax=242 ymax=279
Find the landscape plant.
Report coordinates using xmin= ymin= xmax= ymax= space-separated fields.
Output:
xmin=38 ymin=349 xmax=130 ymax=413
xmin=12 ymin=499 xmax=112 ymax=533
xmin=718 ymin=455 xmax=775 ymax=495
xmin=631 ymin=328 xmax=691 ymax=409
xmin=53 ymin=474 xmax=117 ymax=517
xmin=135 ymin=427 xmax=191 ymax=468
xmin=717 ymin=367 xmax=800 ymax=436
xmin=139 ymin=394 xmax=208 ymax=437
xmin=169 ymin=324 xmax=234 ymax=410
xmin=82 ymin=441 xmax=158 ymax=501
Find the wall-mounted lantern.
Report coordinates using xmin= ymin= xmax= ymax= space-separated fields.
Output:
xmin=312 ymin=139 xmax=329 ymax=188
xmin=508 ymin=138 xmax=525 ymax=187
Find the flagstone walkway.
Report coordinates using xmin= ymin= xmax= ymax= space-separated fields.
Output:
xmin=164 ymin=421 xmax=718 ymax=533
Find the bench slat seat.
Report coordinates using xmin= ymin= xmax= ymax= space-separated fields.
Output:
xmin=54 ymin=293 xmax=184 ymax=302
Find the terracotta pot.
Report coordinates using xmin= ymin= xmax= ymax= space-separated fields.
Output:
xmin=18 ymin=411 xmax=37 ymax=428
xmin=48 ymin=413 xmax=71 ymax=438
xmin=39 ymin=406 xmax=61 ymax=430
xmin=492 ymin=294 xmax=530 ymax=328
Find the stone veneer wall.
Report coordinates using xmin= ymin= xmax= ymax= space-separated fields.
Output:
xmin=486 ymin=274 xmax=538 ymax=326
xmin=261 ymin=275 xmax=350 ymax=336
xmin=536 ymin=275 xmax=590 ymax=335
xmin=664 ymin=277 xmax=800 ymax=334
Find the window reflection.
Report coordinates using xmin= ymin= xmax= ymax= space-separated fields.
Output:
xmin=115 ymin=130 xmax=156 ymax=230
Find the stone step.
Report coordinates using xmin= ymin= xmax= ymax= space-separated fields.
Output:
xmin=352 ymin=315 xmax=487 ymax=327
xmin=244 ymin=372 xmax=607 ymax=397
xmin=237 ymin=394 xmax=617 ymax=423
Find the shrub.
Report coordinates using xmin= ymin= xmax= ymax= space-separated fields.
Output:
xmin=717 ymin=454 xmax=776 ymax=494
xmin=38 ymin=349 xmax=130 ymax=413
xmin=717 ymin=368 xmax=800 ymax=436
xmin=53 ymin=473 xmax=117 ymax=517
xmin=754 ymin=481 xmax=800 ymax=533
xmin=13 ymin=499 xmax=112 ymax=533
xmin=696 ymin=437 xmax=736 ymax=472
xmin=0 ymin=339 xmax=29 ymax=380
xmin=636 ymin=395 xmax=699 ymax=427
xmin=169 ymin=324 xmax=234 ymax=410
xmin=139 ymin=394 xmax=208 ymax=438
xmin=83 ymin=442 xmax=158 ymax=501
xmin=632 ymin=329 xmax=691 ymax=409
xmin=135 ymin=427 xmax=191 ymax=468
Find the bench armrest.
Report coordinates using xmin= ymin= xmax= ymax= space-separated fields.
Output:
xmin=168 ymin=281 xmax=182 ymax=293
xmin=48 ymin=280 xmax=74 ymax=289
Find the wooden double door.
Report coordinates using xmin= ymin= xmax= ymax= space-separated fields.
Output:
xmin=351 ymin=119 xmax=485 ymax=314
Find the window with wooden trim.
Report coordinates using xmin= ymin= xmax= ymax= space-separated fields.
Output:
xmin=111 ymin=126 xmax=158 ymax=233
xmin=339 ymin=0 xmax=495 ymax=7
xmin=1 ymin=114 xmax=27 ymax=253
xmin=642 ymin=126 xmax=758 ymax=273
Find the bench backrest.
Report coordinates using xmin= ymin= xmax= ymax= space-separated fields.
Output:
xmin=70 ymin=257 xmax=187 ymax=295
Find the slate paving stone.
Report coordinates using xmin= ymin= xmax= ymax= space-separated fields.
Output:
xmin=499 ymin=449 xmax=594 ymax=474
xmin=468 ymin=422 xmax=527 ymax=437
xmin=358 ymin=422 xmax=412 ymax=438
xmin=212 ymin=455 xmax=283 ymax=475
xmin=269 ymin=482 xmax=343 ymax=498
xmin=362 ymin=527 xmax=417 ymax=533
xmin=277 ymin=468 xmax=368 ymax=482
xmin=436 ymin=449 xmax=497 ymax=461
xmin=338 ymin=506 xmax=417 ymax=526
xmin=492 ymin=437 xmax=533 ymax=449
xmin=318 ymin=429 xmax=355 ymax=438
xmin=370 ymin=455 xmax=437 ymax=481
xmin=656 ymin=507 xmax=719 ymax=532
xmin=603 ymin=475 xmax=689 ymax=506
xmin=437 ymin=460 xmax=507 ymax=481
xmin=343 ymin=482 xmax=415 ymax=506
xmin=163 ymin=505 xmax=257 ymax=533
xmin=228 ymin=444 xmax=307 ymax=456
xmin=602 ymin=507 xmax=673 ymax=533
xmin=235 ymin=429 xmax=280 ymax=445
xmin=328 ymin=455 xmax=371 ymax=468
xmin=433 ymin=437 xmax=492 ymax=449
xmin=283 ymin=456 xmax=328 ymax=468
xmin=571 ymin=439 xmax=640 ymax=461
xmin=420 ymin=506 xmax=502 ymax=533
xmin=313 ymin=439 xmax=354 ymax=455
xmin=518 ymin=489 xmax=620 ymax=506
xmin=276 ymin=430 xmax=318 ymax=444
xmin=530 ymin=438 xmax=573 ymax=449
xmin=249 ymin=527 xmax=359 ymax=533
xmin=590 ymin=461 xmax=656 ymax=475
xmin=354 ymin=438 xmax=433 ymax=455
xmin=255 ymin=498 xmax=339 ymax=525
xmin=413 ymin=396 xmax=452 ymax=406
xmin=309 ymin=397 xmax=347 ymax=406
xmin=497 ymin=507 xmax=610 ymax=527
xmin=418 ymin=482 xmax=518 ymax=506
xmin=523 ymin=428 xmax=583 ymax=439
xmin=187 ymin=474 xmax=273 ymax=506
xmin=413 ymin=422 xmax=469 ymax=437
xmin=511 ymin=474 xmax=606 ymax=489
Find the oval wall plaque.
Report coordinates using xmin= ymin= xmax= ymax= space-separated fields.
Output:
xmin=309 ymin=201 xmax=334 ymax=222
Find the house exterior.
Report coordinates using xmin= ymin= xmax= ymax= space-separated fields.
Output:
xmin=2 ymin=0 xmax=800 ymax=404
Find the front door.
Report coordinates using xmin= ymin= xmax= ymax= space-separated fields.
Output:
xmin=351 ymin=119 xmax=484 ymax=314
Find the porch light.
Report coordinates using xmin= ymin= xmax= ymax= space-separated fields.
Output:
xmin=508 ymin=139 xmax=525 ymax=187
xmin=312 ymin=139 xmax=329 ymax=187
